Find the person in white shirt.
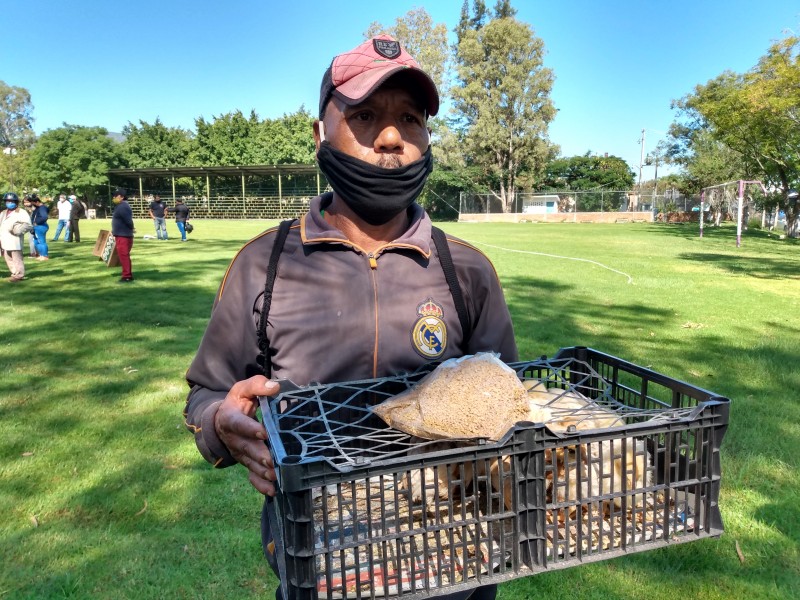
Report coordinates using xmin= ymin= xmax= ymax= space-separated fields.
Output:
xmin=52 ymin=194 xmax=72 ymax=241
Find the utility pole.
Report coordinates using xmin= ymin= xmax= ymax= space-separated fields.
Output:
xmin=653 ymin=154 xmax=659 ymax=209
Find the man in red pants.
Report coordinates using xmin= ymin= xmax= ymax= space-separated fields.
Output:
xmin=111 ymin=187 xmax=135 ymax=282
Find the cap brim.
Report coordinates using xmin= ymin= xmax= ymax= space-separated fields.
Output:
xmin=332 ymin=65 xmax=439 ymax=117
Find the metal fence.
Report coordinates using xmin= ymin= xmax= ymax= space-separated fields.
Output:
xmin=111 ymin=187 xmax=720 ymax=221
xmin=459 ymin=190 xmax=704 ymax=215
xmin=125 ymin=193 xmax=318 ymax=220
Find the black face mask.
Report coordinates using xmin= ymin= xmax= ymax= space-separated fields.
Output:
xmin=316 ymin=141 xmax=433 ymax=226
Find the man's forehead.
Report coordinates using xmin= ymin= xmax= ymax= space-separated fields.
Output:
xmin=337 ymin=83 xmax=426 ymax=114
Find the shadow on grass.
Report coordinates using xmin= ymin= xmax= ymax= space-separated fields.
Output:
xmin=643 ymin=221 xmax=800 ymax=245
xmin=2 ymin=227 xmax=798 ymax=598
xmin=501 ymin=271 xmax=799 ymax=591
xmin=2 ymin=233 xmax=278 ymax=598
xmin=675 ymin=252 xmax=800 ymax=279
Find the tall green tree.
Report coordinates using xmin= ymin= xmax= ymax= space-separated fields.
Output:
xmin=259 ymin=108 xmax=316 ymax=165
xmin=666 ymin=126 xmax=746 ymax=194
xmin=25 ymin=125 xmax=124 ymax=201
xmin=365 ymin=8 xmax=450 ymax=101
xmin=0 ymin=81 xmax=35 ymax=149
xmin=492 ymin=0 xmax=516 ymax=19
xmin=542 ymin=153 xmax=634 ymax=191
xmin=120 ymin=118 xmax=192 ymax=168
xmin=670 ymin=34 xmax=800 ymax=235
xmin=0 ymin=81 xmax=35 ymax=191
xmin=192 ymin=110 xmax=264 ymax=166
xmin=451 ymin=15 xmax=556 ymax=212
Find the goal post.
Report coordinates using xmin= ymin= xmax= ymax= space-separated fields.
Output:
xmin=700 ymin=180 xmax=767 ymax=246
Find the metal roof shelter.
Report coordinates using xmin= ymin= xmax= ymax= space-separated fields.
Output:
xmin=107 ymin=164 xmax=323 ymax=201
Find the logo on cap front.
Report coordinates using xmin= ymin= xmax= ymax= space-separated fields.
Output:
xmin=373 ymin=39 xmax=401 ymax=59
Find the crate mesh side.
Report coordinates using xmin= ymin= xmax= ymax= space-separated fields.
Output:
xmin=283 ymin=448 xmax=532 ymax=599
xmin=266 ymin=351 xmax=728 ymax=597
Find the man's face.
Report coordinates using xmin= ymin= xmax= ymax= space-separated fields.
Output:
xmin=315 ymin=84 xmax=429 ymax=169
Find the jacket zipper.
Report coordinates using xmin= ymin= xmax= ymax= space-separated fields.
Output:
xmin=368 ymin=252 xmax=379 ymax=376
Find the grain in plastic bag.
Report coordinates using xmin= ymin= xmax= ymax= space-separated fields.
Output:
xmin=372 ymin=352 xmax=530 ymax=441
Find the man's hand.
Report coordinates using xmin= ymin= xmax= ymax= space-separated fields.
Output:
xmin=215 ymin=376 xmax=282 ymax=496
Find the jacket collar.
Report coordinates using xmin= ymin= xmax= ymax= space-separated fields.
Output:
xmin=300 ymin=192 xmax=433 ymax=256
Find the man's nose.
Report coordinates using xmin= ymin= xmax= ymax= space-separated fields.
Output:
xmin=374 ymin=122 xmax=404 ymax=153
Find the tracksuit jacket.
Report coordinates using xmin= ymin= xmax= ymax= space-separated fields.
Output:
xmin=184 ymin=192 xmax=518 ymax=467
xmin=111 ymin=201 xmax=134 ymax=237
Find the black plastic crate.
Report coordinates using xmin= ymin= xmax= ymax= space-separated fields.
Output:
xmin=260 ymin=347 xmax=729 ymax=599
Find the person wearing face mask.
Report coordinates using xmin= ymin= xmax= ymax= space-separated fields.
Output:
xmin=183 ymin=36 xmax=516 ymax=600
xmin=28 ymin=194 xmax=50 ymax=260
xmin=52 ymin=194 xmax=71 ymax=241
xmin=21 ymin=195 xmax=39 ymax=258
xmin=0 ymin=192 xmax=33 ymax=282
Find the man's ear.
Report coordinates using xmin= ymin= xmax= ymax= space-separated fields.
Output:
xmin=313 ymin=120 xmax=325 ymax=152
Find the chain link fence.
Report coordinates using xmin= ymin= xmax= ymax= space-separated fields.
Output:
xmin=459 ymin=190 xmax=705 ymax=216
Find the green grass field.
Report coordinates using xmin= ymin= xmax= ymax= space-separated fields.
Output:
xmin=1 ymin=218 xmax=798 ymax=599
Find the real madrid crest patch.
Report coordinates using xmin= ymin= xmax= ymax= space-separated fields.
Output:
xmin=411 ymin=298 xmax=447 ymax=359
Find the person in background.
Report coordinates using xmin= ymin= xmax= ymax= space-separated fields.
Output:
xmin=52 ymin=194 xmax=71 ymax=241
xmin=149 ymin=194 xmax=169 ymax=240
xmin=67 ymin=194 xmax=86 ymax=242
xmin=22 ymin=195 xmax=39 ymax=258
xmin=0 ymin=192 xmax=33 ymax=282
xmin=183 ymin=35 xmax=515 ymax=600
xmin=29 ymin=194 xmax=50 ymax=260
xmin=111 ymin=187 xmax=135 ymax=282
xmin=167 ymin=198 xmax=190 ymax=241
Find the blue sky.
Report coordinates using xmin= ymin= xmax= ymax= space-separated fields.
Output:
xmin=3 ymin=0 xmax=798 ymax=177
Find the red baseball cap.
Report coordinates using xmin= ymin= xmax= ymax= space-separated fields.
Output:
xmin=319 ymin=35 xmax=439 ymax=118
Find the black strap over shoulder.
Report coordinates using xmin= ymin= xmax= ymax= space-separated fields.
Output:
xmin=257 ymin=219 xmax=294 ymax=377
xmin=257 ymin=221 xmax=472 ymax=376
xmin=431 ymin=226 xmax=471 ymax=350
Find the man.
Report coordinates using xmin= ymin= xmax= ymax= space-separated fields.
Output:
xmin=167 ymin=198 xmax=190 ymax=241
xmin=149 ymin=194 xmax=168 ymax=240
xmin=52 ymin=194 xmax=71 ymax=241
xmin=183 ymin=36 xmax=516 ymax=600
xmin=111 ymin=187 xmax=135 ymax=282
xmin=29 ymin=194 xmax=50 ymax=260
xmin=67 ymin=194 xmax=86 ymax=242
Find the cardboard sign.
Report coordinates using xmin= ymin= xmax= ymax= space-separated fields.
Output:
xmin=93 ymin=229 xmax=120 ymax=267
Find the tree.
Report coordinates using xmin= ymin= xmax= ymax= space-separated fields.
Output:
xmin=492 ymin=0 xmax=516 ymax=19
xmin=0 ymin=81 xmax=35 ymax=191
xmin=25 ymin=125 xmax=124 ymax=202
xmin=670 ymin=34 xmax=800 ymax=235
xmin=451 ymin=15 xmax=556 ymax=212
xmin=120 ymin=118 xmax=192 ymax=168
xmin=543 ymin=153 xmax=634 ymax=190
xmin=365 ymin=8 xmax=450 ymax=101
xmin=667 ymin=127 xmax=746 ymax=193
xmin=259 ymin=107 xmax=317 ymax=165
xmin=541 ymin=153 xmax=634 ymax=211
xmin=0 ymin=81 xmax=35 ymax=149
xmin=192 ymin=110 xmax=264 ymax=166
